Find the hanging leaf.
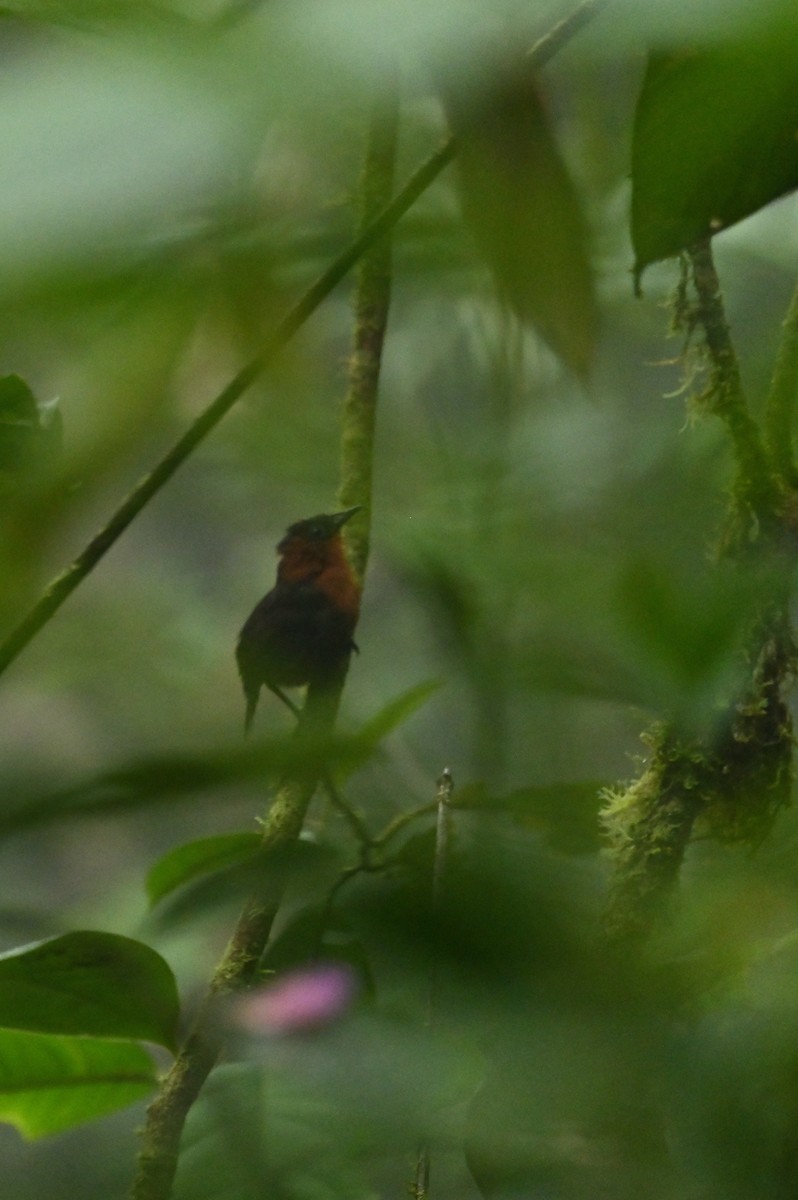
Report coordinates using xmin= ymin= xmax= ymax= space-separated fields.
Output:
xmin=348 ymin=679 xmax=442 ymax=769
xmin=146 ymin=832 xmax=262 ymax=906
xmin=442 ymin=63 xmax=596 ymax=376
xmin=0 ymin=1028 xmax=156 ymax=1139
xmin=0 ymin=931 xmax=179 ymax=1050
xmin=0 ymin=374 xmax=40 ymax=472
xmin=632 ymin=29 xmax=798 ymax=281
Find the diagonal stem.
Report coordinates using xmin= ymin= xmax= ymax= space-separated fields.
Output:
xmin=0 ymin=0 xmax=610 ymax=683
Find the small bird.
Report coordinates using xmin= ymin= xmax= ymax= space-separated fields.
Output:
xmin=236 ymin=507 xmax=362 ymax=732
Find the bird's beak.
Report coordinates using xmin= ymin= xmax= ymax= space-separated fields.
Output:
xmin=331 ymin=506 xmax=362 ymax=530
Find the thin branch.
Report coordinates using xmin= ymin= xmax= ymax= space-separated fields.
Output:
xmin=371 ymin=799 xmax=439 ymax=850
xmin=321 ymin=769 xmax=374 ymax=848
xmin=431 ymin=767 xmax=454 ymax=905
xmin=0 ymin=0 xmax=611 ymax=683
xmin=338 ymin=70 xmax=400 ymax=582
xmin=688 ymin=238 xmax=778 ymax=520
xmin=266 ymin=681 xmax=373 ymax=846
xmin=764 ymin=277 xmax=798 ymax=486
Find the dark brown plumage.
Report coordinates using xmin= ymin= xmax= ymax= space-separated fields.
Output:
xmin=236 ymin=508 xmax=361 ymax=732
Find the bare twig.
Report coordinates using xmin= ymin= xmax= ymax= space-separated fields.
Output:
xmin=372 ymin=799 xmax=439 ymax=850
xmin=412 ymin=767 xmax=454 ymax=1200
xmin=431 ymin=767 xmax=454 ymax=910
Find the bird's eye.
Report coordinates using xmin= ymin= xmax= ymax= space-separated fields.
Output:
xmin=309 ymin=524 xmax=323 ymax=538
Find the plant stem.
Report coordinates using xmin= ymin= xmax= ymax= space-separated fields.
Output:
xmin=764 ymin=277 xmax=798 ymax=486
xmin=601 ymin=727 xmax=706 ymax=942
xmin=128 ymin=74 xmax=401 ymax=1200
xmin=338 ymin=73 xmax=399 ymax=582
xmin=130 ymin=690 xmax=338 ymax=1200
xmin=411 ymin=767 xmax=454 ymax=1200
xmin=688 ymin=238 xmax=778 ymax=520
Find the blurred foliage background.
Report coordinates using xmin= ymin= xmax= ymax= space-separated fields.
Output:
xmin=2 ymin=0 xmax=798 ymax=1197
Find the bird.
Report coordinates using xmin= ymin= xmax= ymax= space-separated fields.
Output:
xmin=236 ymin=507 xmax=362 ymax=733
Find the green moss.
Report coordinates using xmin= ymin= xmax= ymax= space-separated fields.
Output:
xmin=602 ymin=618 xmax=794 ymax=941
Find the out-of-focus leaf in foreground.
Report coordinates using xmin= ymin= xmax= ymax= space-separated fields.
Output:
xmin=0 ymin=375 xmax=61 ymax=475
xmin=456 ymin=780 xmax=604 ymax=855
xmin=0 ymin=1028 xmax=156 ymax=1140
xmin=632 ymin=28 xmax=798 ymax=280
xmin=146 ymin=832 xmax=262 ymax=907
xmin=342 ymin=678 xmax=442 ymax=778
xmin=0 ymin=735 xmax=367 ymax=836
xmin=0 ymin=931 xmax=179 ymax=1050
xmin=0 ymin=27 xmax=245 ymax=285
xmin=0 ymin=683 xmax=439 ymax=837
xmin=442 ymin=63 xmax=596 ymax=376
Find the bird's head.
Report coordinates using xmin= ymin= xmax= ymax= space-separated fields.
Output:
xmin=277 ymin=506 xmax=361 ymax=553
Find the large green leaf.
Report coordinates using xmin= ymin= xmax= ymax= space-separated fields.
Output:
xmin=443 ymin=63 xmax=596 ymax=376
xmin=146 ymin=832 xmax=261 ymax=907
xmin=632 ymin=29 xmax=798 ymax=279
xmin=0 ymin=931 xmax=179 ymax=1050
xmin=0 ymin=1027 xmax=156 ymax=1139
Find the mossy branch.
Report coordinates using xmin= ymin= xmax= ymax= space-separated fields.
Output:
xmin=687 ymin=238 xmax=778 ymax=522
xmin=601 ymin=726 xmax=706 ymax=943
xmin=338 ymin=72 xmax=400 ymax=583
xmin=764 ymin=277 xmax=798 ymax=486
xmin=128 ymin=81 xmax=401 ymax=1200
xmin=603 ymin=244 xmax=796 ymax=942
xmin=602 ymin=623 xmax=794 ymax=943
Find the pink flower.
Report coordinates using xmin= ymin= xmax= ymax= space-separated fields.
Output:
xmin=235 ymin=963 xmax=358 ymax=1035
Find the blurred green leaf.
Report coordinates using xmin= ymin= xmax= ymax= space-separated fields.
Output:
xmin=261 ymin=903 xmax=375 ymax=999
xmin=149 ymin=837 xmax=341 ymax=929
xmin=456 ymin=781 xmax=604 ymax=855
xmin=0 ymin=931 xmax=179 ymax=1050
xmin=443 ymin=63 xmax=596 ymax=375
xmin=0 ymin=26 xmax=247 ymax=288
xmin=0 ymin=374 xmax=38 ymax=469
xmin=174 ymin=1061 xmax=372 ymax=1200
xmin=0 ymin=1027 xmax=156 ymax=1140
xmin=632 ymin=30 xmax=798 ymax=278
xmin=147 ymin=832 xmax=261 ymax=907
xmin=347 ymin=679 xmax=442 ymax=775
xmin=0 ymin=737 xmax=369 ymax=837
xmin=0 ymin=374 xmax=61 ymax=475
xmin=260 ymin=903 xmax=329 ymax=972
xmin=176 ymin=1019 xmax=480 ymax=1199
xmin=616 ymin=555 xmax=763 ymax=710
